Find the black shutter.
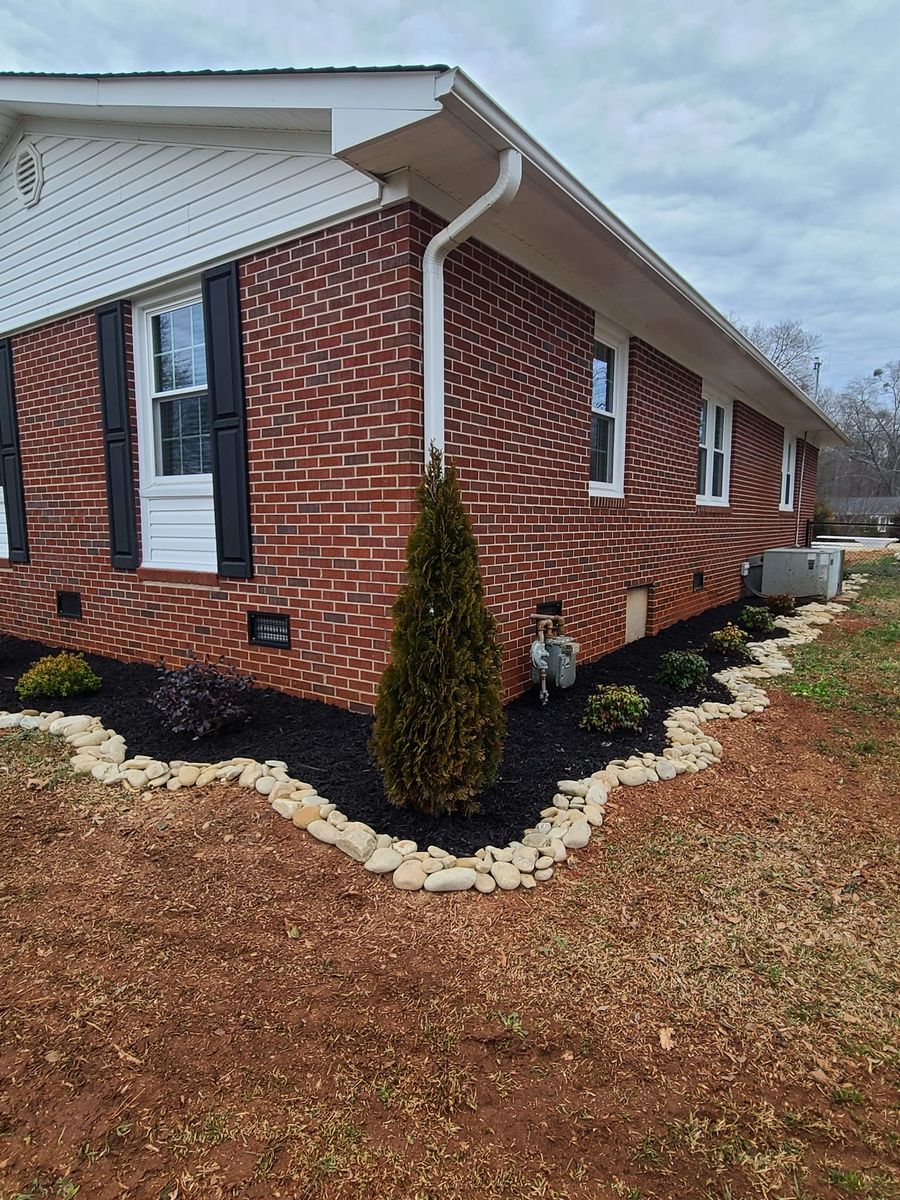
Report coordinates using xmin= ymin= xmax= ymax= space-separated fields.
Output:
xmin=202 ymin=261 xmax=253 ymax=578
xmin=0 ymin=338 xmax=29 ymax=564
xmin=95 ymin=301 xmax=138 ymax=569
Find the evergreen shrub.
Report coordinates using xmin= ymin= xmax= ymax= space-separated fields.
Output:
xmin=657 ymin=650 xmax=708 ymax=691
xmin=737 ymin=606 xmax=776 ymax=636
xmin=708 ymin=623 xmax=750 ymax=657
xmin=16 ymin=652 xmax=101 ymax=701
xmin=581 ymin=684 xmax=650 ymax=734
xmin=370 ymin=448 xmax=505 ymax=816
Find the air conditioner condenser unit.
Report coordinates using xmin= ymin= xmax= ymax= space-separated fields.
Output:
xmin=759 ymin=547 xmax=844 ymax=601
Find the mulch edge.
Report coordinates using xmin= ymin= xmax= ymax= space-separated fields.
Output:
xmin=0 ymin=585 xmax=866 ymax=898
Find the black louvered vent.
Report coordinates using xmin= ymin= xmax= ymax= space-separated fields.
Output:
xmin=536 ymin=599 xmax=563 ymax=616
xmin=692 ymin=571 xmax=704 ymax=592
xmin=248 ymin=611 xmax=290 ymax=649
xmin=57 ymin=590 xmax=83 ymax=618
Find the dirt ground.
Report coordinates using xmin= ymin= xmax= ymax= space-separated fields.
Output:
xmin=0 ymin=598 xmax=898 ymax=1199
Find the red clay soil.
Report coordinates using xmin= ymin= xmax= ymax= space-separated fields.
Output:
xmin=0 ymin=684 xmax=898 ymax=1199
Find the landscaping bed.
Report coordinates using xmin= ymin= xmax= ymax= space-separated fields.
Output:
xmin=0 ymin=598 xmax=756 ymax=853
xmin=1 ymin=565 xmax=898 ymax=1199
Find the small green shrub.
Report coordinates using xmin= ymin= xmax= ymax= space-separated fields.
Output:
xmin=737 ymin=605 xmax=777 ymax=636
xmin=149 ymin=656 xmax=254 ymax=738
xmin=708 ymin=623 xmax=750 ymax=658
xmin=764 ymin=593 xmax=796 ymax=616
xmin=657 ymin=650 xmax=708 ymax=691
xmin=581 ymin=684 xmax=650 ymax=734
xmin=16 ymin=651 xmax=102 ymax=701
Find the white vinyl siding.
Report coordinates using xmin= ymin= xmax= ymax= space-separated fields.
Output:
xmin=134 ymin=288 xmax=217 ymax=572
xmin=0 ymin=487 xmax=8 ymax=558
xmin=0 ymin=129 xmax=379 ymax=334
xmin=143 ymin=492 xmax=217 ymax=570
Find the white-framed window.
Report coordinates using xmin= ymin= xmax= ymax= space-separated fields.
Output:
xmin=133 ymin=285 xmax=217 ymax=571
xmin=780 ymin=432 xmax=797 ymax=511
xmin=696 ymin=388 xmax=732 ymax=506
xmin=0 ymin=486 xmax=8 ymax=559
xmin=589 ymin=318 xmax=629 ymax=497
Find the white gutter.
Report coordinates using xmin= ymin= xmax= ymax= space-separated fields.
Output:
xmin=422 ymin=146 xmax=523 ymax=462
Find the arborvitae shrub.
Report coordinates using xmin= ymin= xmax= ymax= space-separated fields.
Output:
xmin=149 ymin=656 xmax=254 ymax=738
xmin=708 ymin=623 xmax=750 ymax=657
xmin=737 ymin=606 xmax=776 ymax=636
xmin=657 ymin=650 xmax=709 ymax=691
xmin=581 ymin=684 xmax=650 ymax=734
xmin=370 ymin=447 xmax=505 ymax=816
xmin=765 ymin=593 xmax=796 ymax=616
xmin=16 ymin=652 xmax=102 ymax=701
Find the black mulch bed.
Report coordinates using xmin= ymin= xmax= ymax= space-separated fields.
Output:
xmin=0 ymin=599 xmax=764 ymax=854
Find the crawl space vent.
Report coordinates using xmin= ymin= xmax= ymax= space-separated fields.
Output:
xmin=56 ymin=590 xmax=83 ymax=619
xmin=247 ymin=611 xmax=291 ymax=649
xmin=14 ymin=142 xmax=44 ymax=208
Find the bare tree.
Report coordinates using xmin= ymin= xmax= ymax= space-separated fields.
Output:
xmin=733 ymin=318 xmax=823 ymax=394
xmin=834 ymin=361 xmax=900 ymax=496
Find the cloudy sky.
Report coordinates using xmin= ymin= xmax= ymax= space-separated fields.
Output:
xmin=2 ymin=0 xmax=898 ymax=388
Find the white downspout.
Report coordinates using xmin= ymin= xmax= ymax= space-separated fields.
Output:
xmin=422 ymin=147 xmax=523 ymax=463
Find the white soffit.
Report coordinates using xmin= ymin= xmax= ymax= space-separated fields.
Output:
xmin=343 ymin=73 xmax=845 ymax=446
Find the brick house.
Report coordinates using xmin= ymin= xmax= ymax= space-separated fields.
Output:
xmin=0 ymin=67 xmax=845 ymax=710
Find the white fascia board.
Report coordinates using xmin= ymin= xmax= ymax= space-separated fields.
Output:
xmin=0 ymin=71 xmax=444 ymax=114
xmin=433 ymin=68 xmax=847 ymax=447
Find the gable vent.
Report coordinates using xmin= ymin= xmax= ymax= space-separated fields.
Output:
xmin=14 ymin=142 xmax=43 ymax=208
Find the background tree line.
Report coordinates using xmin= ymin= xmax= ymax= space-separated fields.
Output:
xmin=734 ymin=317 xmax=900 ymax=512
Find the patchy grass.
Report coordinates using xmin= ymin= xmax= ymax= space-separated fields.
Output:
xmin=0 ymin=567 xmax=898 ymax=1198
xmin=780 ymin=556 xmax=900 ymax=788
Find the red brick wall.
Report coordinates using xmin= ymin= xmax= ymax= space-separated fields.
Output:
xmin=0 ymin=199 xmax=817 ymax=710
xmin=0 ymin=207 xmax=422 ymax=711
xmin=412 ymin=207 xmax=819 ymax=698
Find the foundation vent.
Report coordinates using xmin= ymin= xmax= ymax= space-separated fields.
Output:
xmin=247 ymin=611 xmax=291 ymax=649
xmin=56 ymin=590 xmax=83 ymax=619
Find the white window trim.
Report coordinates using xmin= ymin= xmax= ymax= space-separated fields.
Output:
xmin=132 ymin=282 xmax=216 ymax=572
xmin=780 ymin=432 xmax=797 ymax=512
xmin=589 ymin=315 xmax=629 ymax=499
xmin=0 ymin=485 xmax=8 ymax=559
xmin=696 ymin=385 xmax=733 ymax=508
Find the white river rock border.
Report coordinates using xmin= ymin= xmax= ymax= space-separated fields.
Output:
xmin=0 ymin=580 xmax=868 ymax=896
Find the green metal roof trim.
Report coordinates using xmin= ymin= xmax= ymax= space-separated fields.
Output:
xmin=0 ymin=66 xmax=450 ymax=79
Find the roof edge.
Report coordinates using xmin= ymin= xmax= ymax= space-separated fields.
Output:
xmin=436 ymin=68 xmax=848 ymax=446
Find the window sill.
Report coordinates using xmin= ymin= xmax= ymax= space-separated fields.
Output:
xmin=137 ymin=565 xmax=219 ymax=587
xmin=589 ymin=483 xmax=625 ymax=500
xmin=696 ymin=496 xmax=730 ymax=508
xmin=779 ymin=504 xmax=795 ymax=513
xmin=141 ymin=478 xmax=214 ymax=497
xmin=0 ymin=558 xmax=11 ymax=569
